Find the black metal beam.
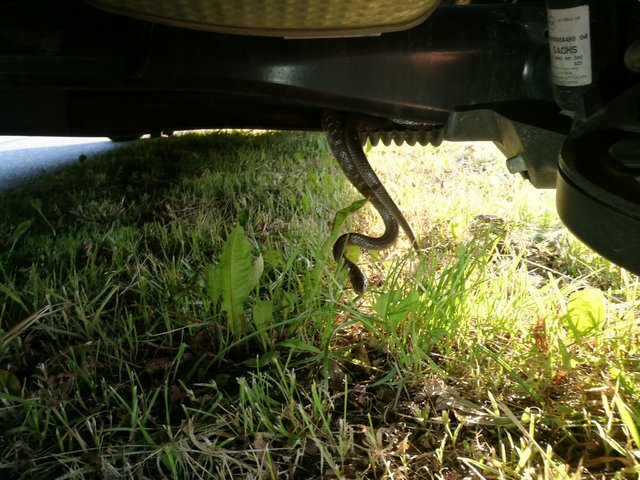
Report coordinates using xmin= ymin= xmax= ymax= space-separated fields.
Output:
xmin=0 ymin=2 xmax=557 ymax=136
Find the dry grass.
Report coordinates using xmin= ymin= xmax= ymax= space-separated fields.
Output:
xmin=0 ymin=131 xmax=638 ymax=479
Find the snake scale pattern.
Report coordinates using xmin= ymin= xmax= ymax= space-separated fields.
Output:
xmin=322 ymin=111 xmax=418 ymax=293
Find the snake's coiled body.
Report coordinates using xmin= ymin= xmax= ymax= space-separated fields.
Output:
xmin=322 ymin=111 xmax=417 ymax=293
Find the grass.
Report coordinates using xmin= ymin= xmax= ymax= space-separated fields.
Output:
xmin=0 ymin=130 xmax=638 ymax=479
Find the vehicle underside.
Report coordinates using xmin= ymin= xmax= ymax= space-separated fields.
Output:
xmin=1 ymin=0 xmax=639 ymax=275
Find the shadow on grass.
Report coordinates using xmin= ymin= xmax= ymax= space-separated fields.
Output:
xmin=0 ymin=131 xmax=298 ymax=224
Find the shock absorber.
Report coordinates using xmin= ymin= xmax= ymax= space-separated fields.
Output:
xmin=546 ymin=0 xmax=616 ymax=113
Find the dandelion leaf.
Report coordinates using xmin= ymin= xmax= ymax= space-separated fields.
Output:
xmin=217 ymin=225 xmax=263 ymax=337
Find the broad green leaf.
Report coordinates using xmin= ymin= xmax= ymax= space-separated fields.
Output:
xmin=333 ymin=198 xmax=367 ymax=236
xmin=251 ymin=254 xmax=264 ymax=290
xmin=252 ymin=299 xmax=273 ymax=331
xmin=204 ymin=263 xmax=221 ymax=306
xmin=564 ymin=287 xmax=606 ymax=342
xmin=252 ymin=299 xmax=273 ymax=349
xmin=217 ymin=226 xmax=262 ymax=338
xmin=324 ymin=198 xmax=367 ymax=255
xmin=344 ymin=244 xmax=361 ymax=265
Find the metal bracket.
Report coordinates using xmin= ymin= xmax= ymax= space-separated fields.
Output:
xmin=444 ymin=110 xmax=565 ymax=188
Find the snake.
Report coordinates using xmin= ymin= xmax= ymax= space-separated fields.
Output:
xmin=322 ymin=111 xmax=418 ymax=293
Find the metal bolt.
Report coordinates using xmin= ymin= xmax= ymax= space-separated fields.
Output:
xmin=506 ymin=154 xmax=528 ymax=174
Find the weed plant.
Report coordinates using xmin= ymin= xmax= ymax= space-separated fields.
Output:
xmin=0 ymin=132 xmax=638 ymax=478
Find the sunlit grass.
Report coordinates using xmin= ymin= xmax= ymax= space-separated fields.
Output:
xmin=0 ymin=131 xmax=638 ymax=478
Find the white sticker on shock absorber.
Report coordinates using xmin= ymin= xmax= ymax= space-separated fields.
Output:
xmin=547 ymin=5 xmax=592 ymax=86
